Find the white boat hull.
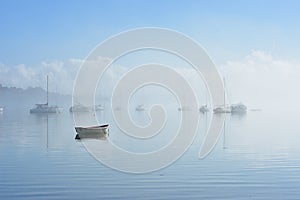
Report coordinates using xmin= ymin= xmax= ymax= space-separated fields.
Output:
xmin=69 ymin=106 xmax=90 ymax=112
xmin=213 ymin=107 xmax=231 ymax=113
xmin=30 ymin=106 xmax=63 ymax=113
xmin=75 ymin=125 xmax=109 ymax=139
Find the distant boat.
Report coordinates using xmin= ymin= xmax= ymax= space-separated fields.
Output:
xmin=30 ymin=75 xmax=63 ymax=114
xmin=0 ymin=107 xmax=3 ymax=113
xmin=213 ymin=78 xmax=231 ymax=114
xmin=75 ymin=124 xmax=109 ymax=139
xmin=136 ymin=104 xmax=145 ymax=111
xmin=30 ymin=104 xmax=63 ymax=113
xmin=230 ymin=103 xmax=247 ymax=114
xmin=69 ymin=103 xmax=90 ymax=112
xmin=199 ymin=105 xmax=210 ymax=113
xmin=199 ymin=87 xmax=210 ymax=113
xmin=213 ymin=106 xmax=231 ymax=113
xmin=94 ymin=104 xmax=104 ymax=111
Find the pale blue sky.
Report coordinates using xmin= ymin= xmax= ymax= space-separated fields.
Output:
xmin=1 ymin=0 xmax=300 ymax=66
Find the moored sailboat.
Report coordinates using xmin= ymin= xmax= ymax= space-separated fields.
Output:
xmin=30 ymin=75 xmax=63 ymax=114
xmin=213 ymin=78 xmax=231 ymax=114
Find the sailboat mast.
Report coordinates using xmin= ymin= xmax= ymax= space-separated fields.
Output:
xmin=47 ymin=75 xmax=49 ymax=105
xmin=205 ymin=86 xmax=207 ymax=106
xmin=223 ymin=77 xmax=225 ymax=107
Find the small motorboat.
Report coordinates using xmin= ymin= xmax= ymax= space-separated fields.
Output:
xmin=75 ymin=124 xmax=109 ymax=140
xmin=230 ymin=103 xmax=247 ymax=114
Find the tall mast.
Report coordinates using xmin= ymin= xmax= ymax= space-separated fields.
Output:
xmin=47 ymin=75 xmax=49 ymax=105
xmin=205 ymin=86 xmax=207 ymax=106
xmin=223 ymin=77 xmax=225 ymax=107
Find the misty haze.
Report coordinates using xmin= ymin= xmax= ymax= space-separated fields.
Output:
xmin=1 ymin=1 xmax=300 ymax=200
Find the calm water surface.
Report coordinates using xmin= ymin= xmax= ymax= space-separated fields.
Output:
xmin=1 ymin=107 xmax=300 ymax=199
